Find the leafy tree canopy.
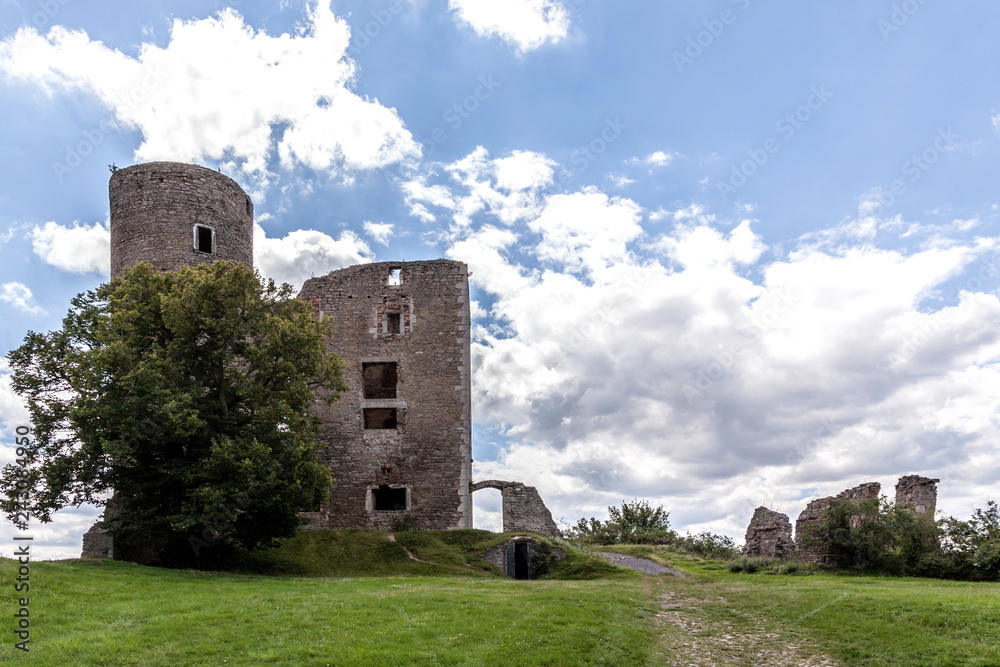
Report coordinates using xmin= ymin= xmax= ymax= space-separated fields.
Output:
xmin=566 ymin=499 xmax=675 ymax=545
xmin=2 ymin=261 xmax=346 ymax=566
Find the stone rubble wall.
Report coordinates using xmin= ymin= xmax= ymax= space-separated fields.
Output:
xmin=742 ymin=506 xmax=795 ymax=558
xmin=471 ymin=480 xmax=562 ymax=537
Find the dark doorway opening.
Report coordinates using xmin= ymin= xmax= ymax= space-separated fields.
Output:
xmin=373 ymin=485 xmax=407 ymax=511
xmin=385 ymin=312 xmax=402 ymax=334
xmin=506 ymin=540 xmax=534 ymax=580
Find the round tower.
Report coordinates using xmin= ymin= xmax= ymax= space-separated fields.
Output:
xmin=109 ymin=162 xmax=254 ymax=277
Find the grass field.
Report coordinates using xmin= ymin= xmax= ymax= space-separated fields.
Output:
xmin=2 ymin=534 xmax=1000 ymax=666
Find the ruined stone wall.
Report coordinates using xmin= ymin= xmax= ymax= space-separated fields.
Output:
xmin=299 ymin=260 xmax=472 ymax=531
xmin=471 ymin=480 xmax=561 ymax=537
xmin=795 ymin=482 xmax=880 ymax=564
xmin=80 ymin=525 xmax=113 ymax=559
xmin=110 ymin=162 xmax=253 ymax=277
xmin=743 ymin=507 xmax=795 ymax=558
xmin=895 ymin=475 xmax=939 ymax=516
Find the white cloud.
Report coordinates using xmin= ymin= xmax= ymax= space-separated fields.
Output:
xmin=30 ymin=221 xmax=110 ymax=274
xmin=992 ymin=112 xmax=1000 ymax=132
xmin=363 ymin=221 xmax=393 ymax=246
xmin=448 ymin=0 xmax=570 ymax=52
xmin=0 ymin=283 xmax=45 ymax=315
xmin=0 ymin=1 xmax=419 ymax=185
xmin=254 ymin=223 xmax=374 ymax=290
xmin=406 ymin=147 xmax=1000 ymax=538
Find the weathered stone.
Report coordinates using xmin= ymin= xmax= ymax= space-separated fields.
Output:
xmin=895 ymin=475 xmax=939 ymax=516
xmin=80 ymin=525 xmax=113 ymax=559
xmin=471 ymin=480 xmax=561 ymax=537
xmin=299 ymin=260 xmax=473 ymax=531
xmin=742 ymin=507 xmax=795 ymax=558
xmin=109 ymin=162 xmax=253 ymax=277
xmin=795 ymin=482 xmax=880 ymax=564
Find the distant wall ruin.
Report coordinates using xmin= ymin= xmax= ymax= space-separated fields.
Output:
xmin=741 ymin=476 xmax=941 ymax=564
xmin=471 ymin=480 xmax=561 ymax=537
xmin=742 ymin=507 xmax=795 ymax=559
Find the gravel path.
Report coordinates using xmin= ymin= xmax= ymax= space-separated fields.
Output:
xmin=593 ymin=552 xmax=686 ymax=577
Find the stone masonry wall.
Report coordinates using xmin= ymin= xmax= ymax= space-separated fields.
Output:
xmin=110 ymin=162 xmax=253 ymax=277
xmin=471 ymin=480 xmax=561 ymax=537
xmin=298 ymin=260 xmax=472 ymax=531
xmin=895 ymin=475 xmax=939 ymax=516
xmin=795 ymin=482 xmax=881 ymax=564
xmin=743 ymin=506 xmax=795 ymax=558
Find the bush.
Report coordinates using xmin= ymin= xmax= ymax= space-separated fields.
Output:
xmin=728 ymin=556 xmax=815 ymax=575
xmin=565 ymin=499 xmax=676 ymax=545
xmin=674 ymin=531 xmax=738 ymax=560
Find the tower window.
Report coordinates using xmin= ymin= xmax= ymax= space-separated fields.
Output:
xmin=387 ymin=268 xmax=402 ymax=286
xmin=372 ymin=485 xmax=408 ymax=511
xmin=385 ymin=312 xmax=402 ymax=334
xmin=194 ymin=225 xmax=215 ymax=254
xmin=362 ymin=362 xmax=398 ymax=399
xmin=364 ymin=408 xmax=397 ymax=429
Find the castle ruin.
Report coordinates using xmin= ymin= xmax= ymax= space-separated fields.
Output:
xmin=81 ymin=161 xmax=558 ymax=558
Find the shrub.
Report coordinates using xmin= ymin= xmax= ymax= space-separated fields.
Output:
xmin=565 ymin=499 xmax=676 ymax=545
xmin=674 ymin=531 xmax=738 ymax=560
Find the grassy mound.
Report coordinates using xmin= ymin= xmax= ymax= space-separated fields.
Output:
xmin=227 ymin=529 xmax=625 ymax=580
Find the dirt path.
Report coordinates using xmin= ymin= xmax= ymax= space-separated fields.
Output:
xmin=594 ymin=551 xmax=686 ymax=577
xmin=652 ymin=587 xmax=843 ymax=667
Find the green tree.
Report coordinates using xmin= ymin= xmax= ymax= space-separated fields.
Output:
xmin=1 ymin=262 xmax=346 ymax=567
xmin=567 ymin=499 xmax=675 ymax=545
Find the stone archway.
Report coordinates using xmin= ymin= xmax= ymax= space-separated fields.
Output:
xmin=470 ymin=480 xmax=561 ymax=537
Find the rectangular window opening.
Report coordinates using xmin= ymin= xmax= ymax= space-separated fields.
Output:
xmin=362 ymin=362 xmax=397 ymax=399
xmin=387 ymin=268 xmax=402 ymax=286
xmin=363 ymin=407 xmax=397 ymax=430
xmin=385 ymin=312 xmax=402 ymax=334
xmin=373 ymin=485 xmax=407 ymax=511
xmin=194 ymin=225 xmax=214 ymax=254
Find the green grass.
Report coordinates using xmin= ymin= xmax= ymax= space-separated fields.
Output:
xmin=4 ymin=537 xmax=1000 ymax=665
xmin=0 ymin=559 xmax=654 ymax=666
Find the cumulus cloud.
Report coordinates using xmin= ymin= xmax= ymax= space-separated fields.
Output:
xmin=30 ymin=221 xmax=110 ymax=274
xmin=0 ymin=1 xmax=419 ymax=185
xmin=411 ymin=147 xmax=1000 ymax=538
xmin=0 ymin=283 xmax=45 ymax=315
xmin=363 ymin=221 xmax=393 ymax=246
xmin=448 ymin=0 xmax=571 ymax=52
xmin=254 ymin=223 xmax=374 ymax=290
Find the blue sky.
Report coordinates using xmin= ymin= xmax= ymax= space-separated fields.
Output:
xmin=1 ymin=0 xmax=999 ymax=558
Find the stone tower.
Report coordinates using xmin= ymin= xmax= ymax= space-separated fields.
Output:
xmin=109 ymin=161 xmax=253 ymax=277
xmin=895 ymin=475 xmax=939 ymax=516
xmin=298 ymin=260 xmax=473 ymax=531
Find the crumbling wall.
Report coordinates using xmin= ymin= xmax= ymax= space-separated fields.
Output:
xmin=742 ymin=507 xmax=795 ymax=558
xmin=471 ymin=480 xmax=561 ymax=537
xmin=895 ymin=475 xmax=939 ymax=516
xmin=300 ymin=260 xmax=473 ymax=531
xmin=795 ymin=482 xmax=880 ymax=564
xmin=81 ymin=525 xmax=113 ymax=559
